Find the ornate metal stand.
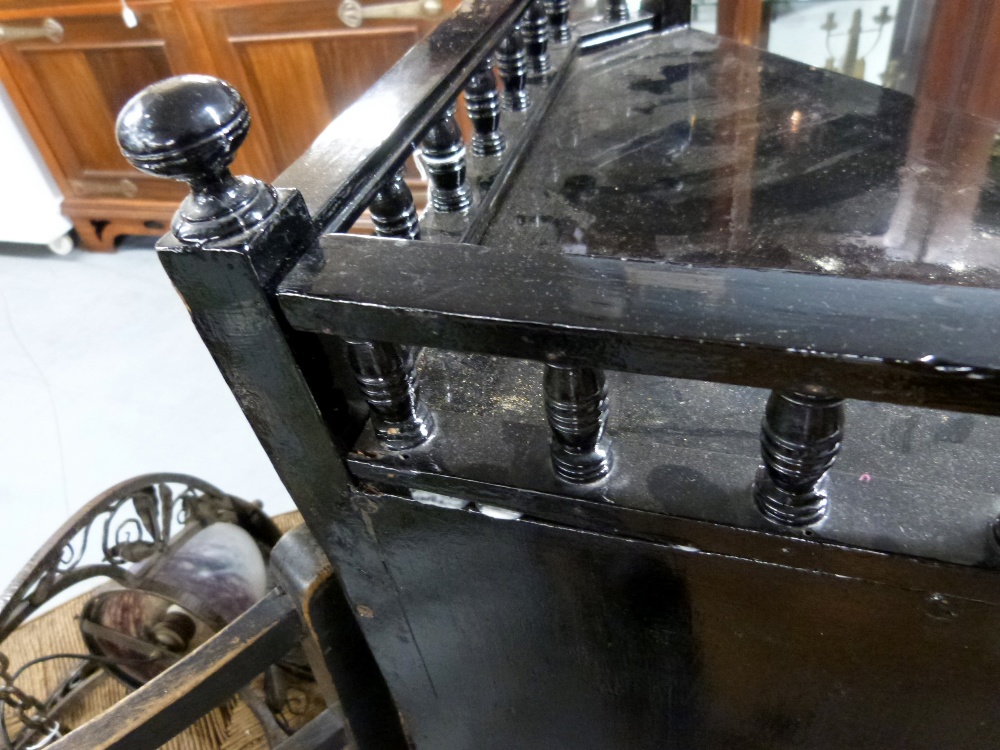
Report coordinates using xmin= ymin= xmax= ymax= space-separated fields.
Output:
xmin=544 ymin=364 xmax=613 ymax=483
xmin=753 ymin=389 xmax=845 ymax=526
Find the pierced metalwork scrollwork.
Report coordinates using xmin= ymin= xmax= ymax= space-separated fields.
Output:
xmin=0 ymin=473 xmax=274 ymax=750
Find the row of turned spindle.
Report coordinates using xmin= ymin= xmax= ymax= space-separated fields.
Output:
xmin=351 ymin=0 xmax=839 ymax=529
xmin=112 ymin=1 xmax=822 ymax=532
xmin=351 ymin=2 xmax=616 ymax=493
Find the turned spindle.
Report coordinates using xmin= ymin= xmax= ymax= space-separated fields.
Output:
xmin=369 ymin=169 xmax=420 ymax=239
xmin=753 ymin=389 xmax=845 ymax=527
xmin=544 ymin=364 xmax=613 ymax=483
xmin=496 ymin=23 xmax=531 ymax=112
xmin=522 ymin=0 xmax=551 ymax=76
xmin=362 ymin=170 xmax=432 ymax=447
xmin=115 ymin=75 xmax=277 ymax=246
xmin=420 ymin=105 xmax=471 ymax=212
xmin=346 ymin=340 xmax=434 ymax=450
xmin=464 ymin=57 xmax=506 ymax=157
xmin=607 ymin=0 xmax=629 ymax=21
xmin=545 ymin=0 xmax=570 ymax=43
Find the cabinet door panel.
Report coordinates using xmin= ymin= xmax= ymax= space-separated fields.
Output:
xmin=236 ymin=29 xmax=418 ymax=167
xmin=0 ymin=3 xmax=211 ymax=203
xmin=195 ymin=0 xmax=458 ymax=182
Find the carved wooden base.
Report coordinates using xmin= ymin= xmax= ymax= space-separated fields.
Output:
xmin=72 ymin=217 xmax=168 ymax=252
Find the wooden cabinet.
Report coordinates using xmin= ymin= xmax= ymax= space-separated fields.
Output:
xmin=0 ymin=0 xmax=450 ymax=249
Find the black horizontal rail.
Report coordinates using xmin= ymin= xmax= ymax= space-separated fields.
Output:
xmin=278 ymin=234 xmax=1000 ymax=416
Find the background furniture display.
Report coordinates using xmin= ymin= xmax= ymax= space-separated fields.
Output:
xmin=0 ymin=82 xmax=72 ymax=253
xmin=0 ymin=0 xmax=454 ymax=250
xmin=14 ymin=0 xmax=1000 ymax=747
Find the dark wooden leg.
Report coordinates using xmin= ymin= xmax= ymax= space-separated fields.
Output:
xmin=753 ymin=389 xmax=845 ymax=526
xmin=544 ymin=364 xmax=613 ymax=483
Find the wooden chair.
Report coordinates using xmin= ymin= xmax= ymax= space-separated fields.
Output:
xmin=83 ymin=0 xmax=1000 ymax=746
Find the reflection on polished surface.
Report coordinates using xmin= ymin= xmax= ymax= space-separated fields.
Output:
xmin=481 ymin=28 xmax=1000 ymax=287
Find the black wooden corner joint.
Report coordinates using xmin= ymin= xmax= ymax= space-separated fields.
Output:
xmin=420 ymin=104 xmax=471 ymax=212
xmin=464 ymin=57 xmax=507 ymax=157
xmin=522 ymin=0 xmax=551 ymax=76
xmin=115 ymin=74 xmax=278 ymax=247
xmin=496 ymin=22 xmax=531 ymax=112
xmin=753 ymin=389 xmax=845 ymax=527
xmin=544 ymin=364 xmax=613 ymax=483
xmin=544 ymin=0 xmax=570 ymax=43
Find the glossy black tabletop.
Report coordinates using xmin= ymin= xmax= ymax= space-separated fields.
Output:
xmin=479 ymin=28 xmax=1000 ymax=287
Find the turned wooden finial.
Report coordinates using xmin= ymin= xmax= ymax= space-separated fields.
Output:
xmin=116 ymin=75 xmax=277 ymax=246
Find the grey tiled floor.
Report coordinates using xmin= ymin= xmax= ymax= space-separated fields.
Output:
xmin=0 ymin=241 xmax=294 ymax=587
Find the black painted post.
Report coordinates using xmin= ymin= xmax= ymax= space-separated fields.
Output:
xmin=545 ymin=0 xmax=571 ymax=43
xmin=115 ymin=75 xmax=412 ymax=750
xmin=464 ymin=57 xmax=507 ymax=157
xmin=753 ymin=389 xmax=845 ymax=526
xmin=419 ymin=104 xmax=471 ymax=212
xmin=522 ymin=0 xmax=551 ymax=76
xmin=544 ymin=364 xmax=613 ymax=483
xmin=369 ymin=169 xmax=420 ymax=239
xmin=496 ymin=22 xmax=531 ymax=111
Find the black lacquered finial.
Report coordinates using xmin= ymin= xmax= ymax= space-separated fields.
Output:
xmin=369 ymin=170 xmax=420 ymax=239
xmin=522 ymin=0 xmax=551 ymax=76
xmin=544 ymin=364 xmax=613 ymax=483
xmin=420 ymin=105 xmax=471 ymax=212
xmin=116 ymin=75 xmax=277 ymax=246
xmin=753 ymin=389 xmax=845 ymax=527
xmin=464 ymin=57 xmax=507 ymax=157
xmin=607 ymin=0 xmax=630 ymax=21
xmin=496 ymin=24 xmax=531 ymax=112
xmin=545 ymin=0 xmax=571 ymax=43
